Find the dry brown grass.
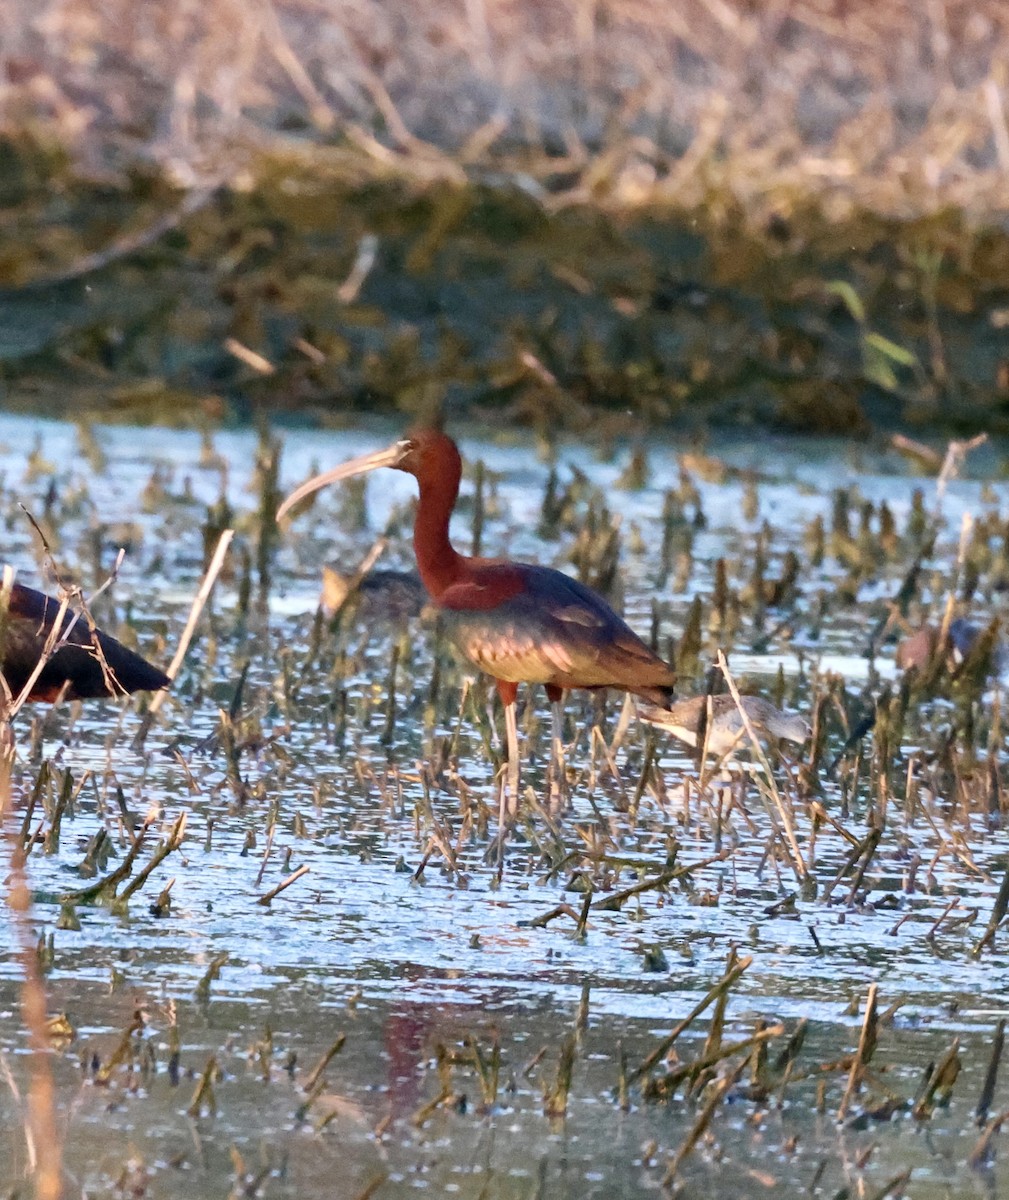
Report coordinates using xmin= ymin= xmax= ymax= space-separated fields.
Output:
xmin=1 ymin=1 xmax=1008 ymax=220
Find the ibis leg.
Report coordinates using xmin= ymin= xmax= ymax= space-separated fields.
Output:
xmin=495 ymin=680 xmax=521 ymax=828
xmin=545 ymin=685 xmax=566 ymax=805
xmin=504 ymin=699 xmax=520 ymax=816
xmin=549 ymin=700 xmax=566 ymax=804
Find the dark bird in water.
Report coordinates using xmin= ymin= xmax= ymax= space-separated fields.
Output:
xmin=896 ymin=616 xmax=1005 ymax=678
xmin=278 ymin=429 xmax=676 ymax=817
xmin=321 ymin=564 xmax=425 ymax=622
xmin=0 ymin=580 xmax=170 ymax=704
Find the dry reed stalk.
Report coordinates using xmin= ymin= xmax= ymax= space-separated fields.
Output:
xmin=838 ymin=982 xmax=878 ymax=1120
xmin=3 ymin=2 xmax=1009 ymax=221
xmin=648 ymin=1022 xmax=785 ymax=1098
xmin=1 ymin=706 xmax=61 ymax=1198
xmin=132 ymin=528 xmax=233 ymax=749
xmin=629 ymin=952 xmax=752 ymax=1084
xmin=352 ymin=1175 xmax=389 ymax=1200
xmin=302 ymin=1033 xmax=347 ymax=1094
xmin=154 ymin=528 xmax=234 ymax=707
xmin=257 ymin=862 xmax=310 ymax=905
xmin=662 ymin=1057 xmax=748 ymax=1184
xmin=716 ymin=650 xmax=807 ymax=885
xmin=912 ymin=1038 xmax=962 ymax=1119
xmin=969 ymin=1106 xmax=1009 ymax=1167
xmin=114 ymin=812 xmax=188 ymax=903
xmin=975 ymin=1019 xmax=1005 ymax=1126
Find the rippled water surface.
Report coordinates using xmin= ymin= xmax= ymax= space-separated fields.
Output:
xmin=2 ymin=415 xmax=1009 ymax=1198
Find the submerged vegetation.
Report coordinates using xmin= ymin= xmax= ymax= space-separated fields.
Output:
xmin=3 ymin=418 xmax=1009 ymax=1194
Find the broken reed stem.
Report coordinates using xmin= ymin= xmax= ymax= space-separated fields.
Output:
xmin=257 ymin=862 xmax=310 ymax=905
xmin=544 ymin=1035 xmax=576 ymax=1118
xmin=93 ymin=1014 xmax=144 ymax=1085
xmin=717 ymin=651 xmax=807 ymax=885
xmin=528 ymin=902 xmax=580 ymax=929
xmin=913 ymin=1038 xmax=962 ymax=1119
xmin=145 ymin=528 xmax=235 ymax=720
xmin=575 ymin=888 xmax=592 ymax=938
xmin=838 ymin=982 xmax=878 ymax=1120
xmin=160 ymin=529 xmax=235 ymax=691
xmin=194 ymin=952 xmax=229 ymax=1002
xmin=303 ymin=1033 xmax=347 ymax=1093
xmin=593 ymin=869 xmax=675 ymax=912
xmin=663 ymin=1058 xmax=748 ymax=1184
xmin=186 ymin=1054 xmax=218 ymax=1117
xmin=867 ymin=1169 xmax=913 ymax=1199
xmin=649 ymin=1023 xmax=785 ymax=1096
xmin=701 ymin=947 xmax=735 ymax=1065
xmin=116 ymin=813 xmax=188 ymax=903
xmin=976 ymin=1019 xmax=1005 ymax=1125
xmin=629 ymin=731 xmax=657 ymax=817
xmin=935 ymin=434 xmax=987 ymax=515
xmin=629 ymin=953 xmax=753 ymax=1084
xmin=352 ymin=1175 xmax=389 ymax=1200
xmin=592 ymin=850 xmax=727 ymax=913
xmin=60 ymin=824 xmax=151 ymax=905
xmin=822 ymin=826 xmax=881 ymax=903
xmin=466 ymin=1031 xmax=500 ymax=1107
xmin=969 ymin=1107 xmax=1009 ymax=1169
xmin=973 ymin=864 xmax=1009 ymax=957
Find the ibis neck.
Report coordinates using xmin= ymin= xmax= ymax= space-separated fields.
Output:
xmin=413 ymin=465 xmax=467 ymax=600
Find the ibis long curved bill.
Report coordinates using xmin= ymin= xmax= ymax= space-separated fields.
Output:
xmin=276 ymin=441 xmax=410 ymax=522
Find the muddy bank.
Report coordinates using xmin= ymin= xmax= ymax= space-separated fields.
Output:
xmin=1 ymin=143 xmax=1007 ymax=436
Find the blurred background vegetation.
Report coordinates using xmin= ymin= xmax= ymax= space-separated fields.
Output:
xmin=1 ymin=0 xmax=1008 ymax=434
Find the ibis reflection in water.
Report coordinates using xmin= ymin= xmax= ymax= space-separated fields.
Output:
xmin=277 ymin=429 xmax=676 ymax=824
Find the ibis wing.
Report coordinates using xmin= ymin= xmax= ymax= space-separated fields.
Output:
xmin=439 ymin=564 xmax=675 ymax=698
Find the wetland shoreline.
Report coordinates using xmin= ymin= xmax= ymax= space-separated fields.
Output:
xmin=1 ymin=139 xmax=1007 ymax=439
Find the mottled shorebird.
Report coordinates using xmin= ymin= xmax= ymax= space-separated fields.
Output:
xmin=639 ymin=694 xmax=809 ymax=757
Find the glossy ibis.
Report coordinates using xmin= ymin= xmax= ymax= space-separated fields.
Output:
xmin=0 ymin=579 xmax=169 ymax=705
xmin=277 ymin=429 xmax=676 ymax=819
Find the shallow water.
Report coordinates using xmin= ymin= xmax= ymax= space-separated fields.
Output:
xmin=2 ymin=415 xmax=1009 ymax=1197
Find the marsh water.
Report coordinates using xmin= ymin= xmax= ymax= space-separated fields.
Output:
xmin=1 ymin=414 xmax=1009 ymax=1198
